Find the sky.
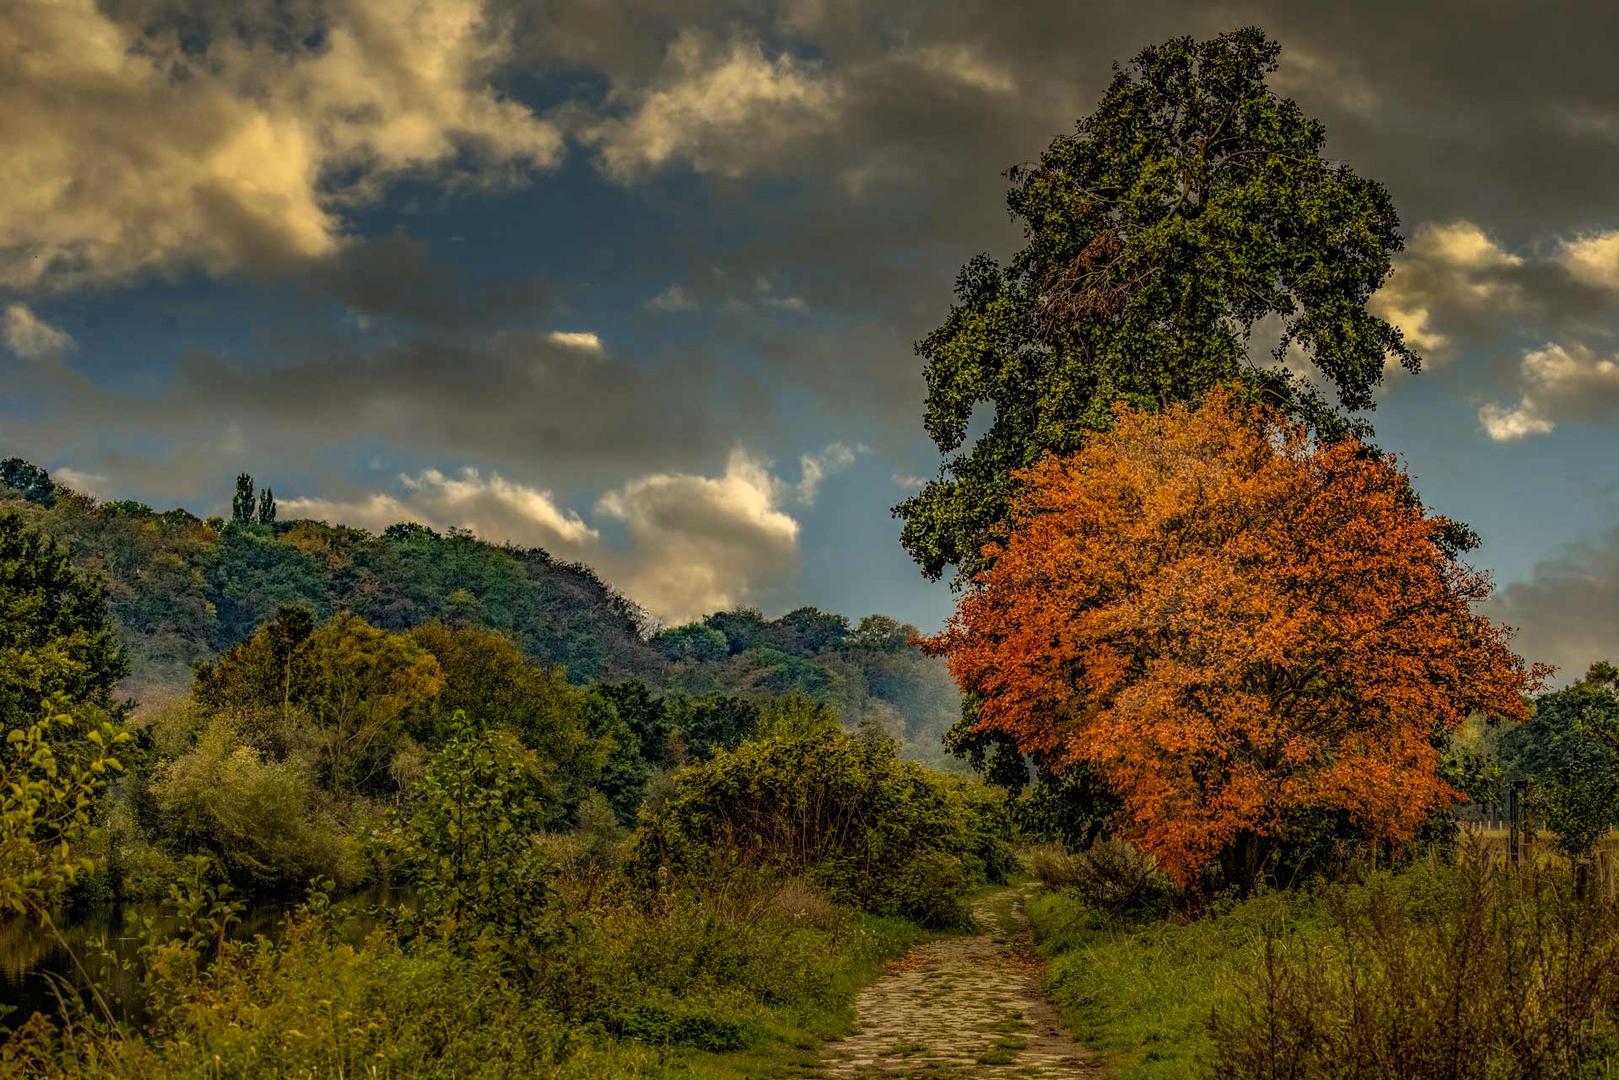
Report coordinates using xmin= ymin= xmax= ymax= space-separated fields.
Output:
xmin=4 ymin=0 xmax=1619 ymax=679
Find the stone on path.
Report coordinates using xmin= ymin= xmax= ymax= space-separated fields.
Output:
xmin=820 ymin=887 xmax=1101 ymax=1078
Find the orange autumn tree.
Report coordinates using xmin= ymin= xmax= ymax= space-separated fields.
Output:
xmin=928 ymin=390 xmax=1545 ymax=888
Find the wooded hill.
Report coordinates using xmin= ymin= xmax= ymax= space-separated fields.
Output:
xmin=0 ymin=459 xmax=959 ymax=758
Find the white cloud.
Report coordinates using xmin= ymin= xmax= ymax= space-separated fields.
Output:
xmin=51 ymin=466 xmax=108 ymax=498
xmin=646 ymin=285 xmax=696 ymax=312
xmin=546 ymin=330 xmax=605 ymax=353
xmin=2 ymin=304 xmax=74 ymax=362
xmin=1479 ymin=341 xmax=1619 ymax=440
xmin=1 ymin=0 xmax=562 ymax=291
xmin=795 ymin=443 xmax=859 ymax=503
xmin=595 ymin=449 xmax=802 ymax=621
xmin=282 ymin=466 xmax=597 ymax=549
xmin=901 ymin=43 xmax=1017 ymax=95
xmin=1560 ymin=230 xmax=1619 ymax=290
xmin=1370 ymin=220 xmax=1522 ymax=362
xmin=582 ymin=32 xmax=842 ymax=181
xmin=279 ymin=447 xmax=829 ymax=623
xmin=891 ymin=473 xmax=927 ymax=491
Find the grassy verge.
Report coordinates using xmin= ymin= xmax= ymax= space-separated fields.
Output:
xmin=634 ymin=913 xmax=927 ymax=1079
xmin=1024 ymin=887 xmax=1325 ymax=1080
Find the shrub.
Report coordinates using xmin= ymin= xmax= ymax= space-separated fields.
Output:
xmin=1211 ymin=853 xmax=1619 ymax=1079
xmin=146 ymin=718 xmax=364 ymax=894
xmin=628 ymin=719 xmax=1014 ymax=927
xmin=1030 ymin=839 xmax=1180 ymax=920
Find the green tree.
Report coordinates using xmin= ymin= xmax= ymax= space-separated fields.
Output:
xmin=896 ymin=28 xmax=1416 ymax=586
xmin=0 ymin=510 xmax=128 ymax=724
xmin=402 ymin=709 xmax=553 ymax=938
xmin=1503 ymin=663 xmax=1619 ymax=859
xmin=0 ymin=458 xmax=56 ymax=507
xmin=257 ymin=487 xmax=276 ymax=525
xmin=406 ymin=623 xmax=606 ymax=813
xmin=232 ymin=473 xmax=256 ymax=525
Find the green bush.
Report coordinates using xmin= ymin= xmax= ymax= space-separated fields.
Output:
xmin=628 ymin=716 xmax=1014 ymax=927
xmin=146 ymin=717 xmax=364 ymax=894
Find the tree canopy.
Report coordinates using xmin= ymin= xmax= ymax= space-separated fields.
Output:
xmin=0 ymin=510 xmax=127 ymax=724
xmin=897 ymin=27 xmax=1416 ymax=585
xmin=928 ymin=392 xmax=1543 ymax=887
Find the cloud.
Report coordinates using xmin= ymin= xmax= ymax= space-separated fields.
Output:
xmin=2 ymin=304 xmax=74 ymax=362
xmin=283 ymin=466 xmax=597 ymax=549
xmin=280 ymin=448 xmax=817 ymax=623
xmin=595 ymin=449 xmax=803 ymax=622
xmin=580 ymin=31 xmax=843 ymax=181
xmin=1369 ymin=221 xmax=1523 ymax=361
xmin=546 ymin=330 xmax=605 ymax=353
xmin=2 ymin=0 xmax=562 ymax=291
xmin=50 ymin=466 xmax=109 ymax=498
xmin=646 ymin=285 xmax=696 ymax=312
xmin=5 ymin=328 xmax=754 ymax=500
xmin=1479 ymin=342 xmax=1619 ymax=440
xmin=1559 ymin=230 xmax=1619 ymax=290
xmin=1488 ymin=525 xmax=1619 ymax=683
xmin=795 ymin=443 xmax=859 ymax=503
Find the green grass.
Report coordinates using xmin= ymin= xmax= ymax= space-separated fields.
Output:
xmin=1024 ymin=887 xmax=1327 ymax=1080
xmin=581 ymin=913 xmax=927 ymax=1079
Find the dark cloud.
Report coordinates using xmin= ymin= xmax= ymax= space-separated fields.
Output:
xmin=311 ymin=234 xmax=553 ymax=330
xmin=1488 ymin=526 xmax=1619 ymax=685
xmin=3 ymin=328 xmax=767 ymax=502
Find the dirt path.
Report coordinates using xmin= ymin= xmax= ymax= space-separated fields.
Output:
xmin=820 ymin=887 xmax=1101 ymax=1078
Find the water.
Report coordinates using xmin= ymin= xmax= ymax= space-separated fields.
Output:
xmin=0 ymin=888 xmax=409 ymax=1030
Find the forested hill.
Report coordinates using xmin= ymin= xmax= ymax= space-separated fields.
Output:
xmin=0 ymin=460 xmax=960 ymax=756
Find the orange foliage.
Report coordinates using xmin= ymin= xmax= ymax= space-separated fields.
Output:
xmin=928 ymin=390 xmax=1547 ymax=885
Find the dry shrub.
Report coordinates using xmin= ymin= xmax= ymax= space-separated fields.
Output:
xmin=767 ymin=876 xmax=839 ymax=931
xmin=1033 ymin=839 xmax=1179 ymax=919
xmin=1212 ymin=850 xmax=1619 ymax=1078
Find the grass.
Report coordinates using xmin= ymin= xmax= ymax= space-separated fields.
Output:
xmin=1024 ymin=886 xmax=1326 ymax=1080
xmin=630 ymin=913 xmax=927 ymax=1078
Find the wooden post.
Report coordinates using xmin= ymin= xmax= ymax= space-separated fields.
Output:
xmin=1509 ymin=780 xmax=1525 ymax=869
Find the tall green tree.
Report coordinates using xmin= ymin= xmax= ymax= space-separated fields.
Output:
xmin=0 ymin=511 xmax=127 ymax=724
xmin=896 ymin=27 xmax=1417 ymax=586
xmin=232 ymin=473 xmax=256 ymax=524
xmin=257 ymin=487 xmax=276 ymax=525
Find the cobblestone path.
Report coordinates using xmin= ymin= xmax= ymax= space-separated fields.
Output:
xmin=820 ymin=888 xmax=1101 ymax=1078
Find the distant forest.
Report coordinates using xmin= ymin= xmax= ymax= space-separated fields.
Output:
xmin=0 ymin=458 xmax=960 ymax=762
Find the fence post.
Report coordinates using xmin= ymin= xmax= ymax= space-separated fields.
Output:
xmin=1508 ymin=780 xmax=1526 ymax=869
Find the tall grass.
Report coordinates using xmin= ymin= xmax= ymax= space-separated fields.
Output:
xmin=1028 ymin=842 xmax=1619 ymax=1079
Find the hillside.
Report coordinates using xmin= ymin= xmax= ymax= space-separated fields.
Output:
xmin=0 ymin=459 xmax=960 ymax=757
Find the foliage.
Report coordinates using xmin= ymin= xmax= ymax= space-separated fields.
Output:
xmin=1027 ymin=840 xmax=1178 ymax=920
xmin=145 ymin=716 xmax=363 ymax=893
xmin=0 ymin=511 xmax=127 ymax=724
xmin=199 ymin=610 xmax=444 ymax=795
xmin=897 ymin=27 xmax=1418 ymax=586
xmin=399 ymin=710 xmax=557 ymax=944
xmin=1 ymin=696 xmax=130 ymax=917
xmin=230 ymin=473 xmax=255 ymax=525
xmin=1501 ymin=662 xmax=1619 ymax=859
xmin=1210 ymin=855 xmax=1619 ymax=1079
xmin=629 ymin=717 xmax=1015 ymax=927
xmin=930 ymin=392 xmax=1544 ymax=888
xmin=3 ymin=856 xmax=923 ymax=1078
xmin=0 ymin=460 xmax=55 ymax=508
xmin=406 ymin=623 xmax=607 ymax=814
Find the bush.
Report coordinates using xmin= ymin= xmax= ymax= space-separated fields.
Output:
xmin=628 ymin=718 xmax=1014 ymax=927
xmin=146 ymin=718 xmax=364 ymax=894
xmin=1211 ymin=853 xmax=1619 ymax=1079
xmin=1030 ymin=839 xmax=1180 ymax=920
